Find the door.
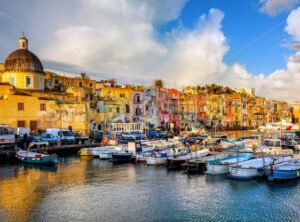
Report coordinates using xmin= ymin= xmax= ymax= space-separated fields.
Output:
xmin=30 ymin=121 xmax=38 ymax=132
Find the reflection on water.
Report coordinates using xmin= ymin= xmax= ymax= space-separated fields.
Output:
xmin=0 ymin=156 xmax=300 ymax=222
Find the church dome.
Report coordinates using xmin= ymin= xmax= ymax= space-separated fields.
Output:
xmin=4 ymin=35 xmax=44 ymax=73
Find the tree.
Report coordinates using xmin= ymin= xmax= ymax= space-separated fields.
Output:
xmin=153 ymin=79 xmax=164 ymax=88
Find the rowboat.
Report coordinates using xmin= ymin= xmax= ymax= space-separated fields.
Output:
xmin=205 ymin=153 xmax=252 ymax=175
xmin=16 ymin=150 xmax=57 ymax=165
xmin=228 ymin=156 xmax=292 ymax=180
xmin=266 ymin=159 xmax=300 ymax=181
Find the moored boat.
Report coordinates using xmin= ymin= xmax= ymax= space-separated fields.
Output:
xmin=266 ymin=159 xmax=300 ymax=181
xmin=166 ymin=155 xmax=191 ymax=170
xmin=205 ymin=153 xmax=253 ymax=175
xmin=228 ymin=156 xmax=292 ymax=180
xmin=111 ymin=152 xmax=133 ymax=163
xmin=16 ymin=150 xmax=57 ymax=165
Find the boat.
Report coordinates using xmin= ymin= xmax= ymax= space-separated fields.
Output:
xmin=228 ymin=156 xmax=292 ymax=180
xmin=99 ymin=148 xmax=118 ymax=159
xmin=255 ymin=139 xmax=293 ymax=155
xmin=266 ymin=159 xmax=300 ymax=181
xmin=182 ymin=153 xmax=228 ymax=174
xmin=146 ymin=152 xmax=170 ymax=165
xmin=111 ymin=151 xmax=133 ymax=163
xmin=166 ymin=155 xmax=191 ymax=170
xmin=16 ymin=150 xmax=57 ymax=165
xmin=205 ymin=153 xmax=253 ymax=175
xmin=190 ymin=149 xmax=210 ymax=159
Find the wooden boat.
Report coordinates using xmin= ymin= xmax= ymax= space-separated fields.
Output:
xmin=166 ymin=155 xmax=191 ymax=170
xmin=266 ymin=159 xmax=300 ymax=181
xmin=16 ymin=150 xmax=57 ymax=165
xmin=205 ymin=153 xmax=253 ymax=175
xmin=228 ymin=156 xmax=292 ymax=180
xmin=182 ymin=154 xmax=228 ymax=174
xmin=111 ymin=152 xmax=133 ymax=163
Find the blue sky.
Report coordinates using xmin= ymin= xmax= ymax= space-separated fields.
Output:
xmin=1 ymin=0 xmax=300 ymax=101
xmin=162 ymin=0 xmax=293 ymax=75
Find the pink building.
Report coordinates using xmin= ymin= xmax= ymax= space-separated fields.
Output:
xmin=156 ymin=87 xmax=180 ymax=130
xmin=131 ymin=90 xmax=144 ymax=123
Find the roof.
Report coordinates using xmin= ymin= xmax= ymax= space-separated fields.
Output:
xmin=4 ymin=49 xmax=44 ymax=73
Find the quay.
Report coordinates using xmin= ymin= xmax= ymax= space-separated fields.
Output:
xmin=0 ymin=143 xmax=101 ymax=163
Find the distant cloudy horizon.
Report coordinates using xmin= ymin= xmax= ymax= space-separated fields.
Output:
xmin=1 ymin=0 xmax=300 ymax=101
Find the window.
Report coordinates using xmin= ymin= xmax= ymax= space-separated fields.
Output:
xmin=90 ymin=83 xmax=93 ymax=88
xmin=25 ymin=76 xmax=32 ymax=88
xmin=126 ymin=104 xmax=130 ymax=113
xmin=116 ymin=107 xmax=120 ymax=113
xmin=17 ymin=121 xmax=25 ymax=127
xmin=134 ymin=94 xmax=140 ymax=103
xmin=79 ymin=82 xmax=83 ymax=87
xmin=40 ymin=103 xmax=46 ymax=111
xmin=9 ymin=75 xmax=16 ymax=86
xmin=120 ymin=93 xmax=125 ymax=98
xmin=55 ymin=79 xmax=59 ymax=84
xmin=30 ymin=121 xmax=38 ymax=131
xmin=18 ymin=103 xmax=24 ymax=110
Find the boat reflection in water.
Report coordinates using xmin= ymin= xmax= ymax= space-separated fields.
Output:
xmin=18 ymin=163 xmax=58 ymax=172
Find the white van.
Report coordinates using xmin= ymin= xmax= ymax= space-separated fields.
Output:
xmin=46 ymin=128 xmax=75 ymax=145
xmin=14 ymin=127 xmax=30 ymax=137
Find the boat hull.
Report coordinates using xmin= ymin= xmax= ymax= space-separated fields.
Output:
xmin=111 ymin=153 xmax=133 ymax=163
xmin=206 ymin=164 xmax=229 ymax=174
xmin=99 ymin=153 xmax=113 ymax=160
xmin=228 ymin=167 xmax=262 ymax=180
xmin=182 ymin=162 xmax=206 ymax=174
xmin=16 ymin=153 xmax=57 ymax=166
xmin=146 ymin=157 xmax=167 ymax=165
xmin=166 ymin=158 xmax=189 ymax=170
xmin=267 ymin=169 xmax=300 ymax=181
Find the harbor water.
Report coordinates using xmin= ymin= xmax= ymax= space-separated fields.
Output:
xmin=0 ymin=156 xmax=300 ymax=222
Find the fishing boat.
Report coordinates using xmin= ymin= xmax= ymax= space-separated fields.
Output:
xmin=191 ymin=149 xmax=210 ymax=159
xmin=182 ymin=153 xmax=228 ymax=174
xmin=16 ymin=150 xmax=57 ymax=165
xmin=146 ymin=152 xmax=170 ymax=165
xmin=78 ymin=147 xmax=100 ymax=157
xmin=99 ymin=147 xmax=118 ymax=159
xmin=205 ymin=153 xmax=253 ymax=175
xmin=111 ymin=151 xmax=133 ymax=163
xmin=266 ymin=159 xmax=300 ymax=181
xmin=228 ymin=156 xmax=292 ymax=180
xmin=166 ymin=155 xmax=191 ymax=170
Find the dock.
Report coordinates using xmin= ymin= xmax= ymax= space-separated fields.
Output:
xmin=0 ymin=143 xmax=101 ymax=163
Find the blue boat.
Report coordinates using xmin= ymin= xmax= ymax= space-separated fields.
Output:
xmin=16 ymin=150 xmax=57 ymax=165
xmin=267 ymin=160 xmax=300 ymax=181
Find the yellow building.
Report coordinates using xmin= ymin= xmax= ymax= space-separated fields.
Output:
xmin=290 ymin=103 xmax=300 ymax=123
xmin=1 ymin=35 xmax=45 ymax=90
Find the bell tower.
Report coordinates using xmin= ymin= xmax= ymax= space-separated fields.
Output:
xmin=18 ymin=32 xmax=28 ymax=50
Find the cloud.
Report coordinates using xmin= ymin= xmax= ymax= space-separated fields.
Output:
xmin=259 ymin=0 xmax=300 ymax=16
xmin=1 ymin=0 xmax=300 ymax=102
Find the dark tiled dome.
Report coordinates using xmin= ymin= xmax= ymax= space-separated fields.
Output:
xmin=4 ymin=49 xmax=44 ymax=73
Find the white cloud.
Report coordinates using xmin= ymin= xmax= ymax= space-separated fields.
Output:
xmin=259 ymin=0 xmax=300 ymax=16
xmin=285 ymin=7 xmax=300 ymax=41
xmin=1 ymin=0 xmax=300 ymax=101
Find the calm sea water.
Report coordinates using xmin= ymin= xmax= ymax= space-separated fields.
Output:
xmin=0 ymin=156 xmax=300 ymax=222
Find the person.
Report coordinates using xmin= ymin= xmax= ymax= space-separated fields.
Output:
xmin=23 ymin=133 xmax=29 ymax=149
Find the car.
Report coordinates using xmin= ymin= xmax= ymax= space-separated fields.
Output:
xmin=121 ymin=132 xmax=136 ymax=140
xmin=147 ymin=130 xmax=160 ymax=139
xmin=41 ymin=133 xmax=57 ymax=145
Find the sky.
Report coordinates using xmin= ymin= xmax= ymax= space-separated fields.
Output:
xmin=1 ymin=0 xmax=300 ymax=101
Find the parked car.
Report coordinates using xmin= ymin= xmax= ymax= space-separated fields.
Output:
xmin=131 ymin=131 xmax=145 ymax=140
xmin=46 ymin=128 xmax=75 ymax=145
xmin=41 ymin=133 xmax=57 ymax=146
xmin=0 ymin=126 xmax=15 ymax=149
xmin=147 ymin=130 xmax=160 ymax=139
xmin=121 ymin=132 xmax=137 ymax=140
xmin=74 ymin=131 xmax=89 ymax=144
